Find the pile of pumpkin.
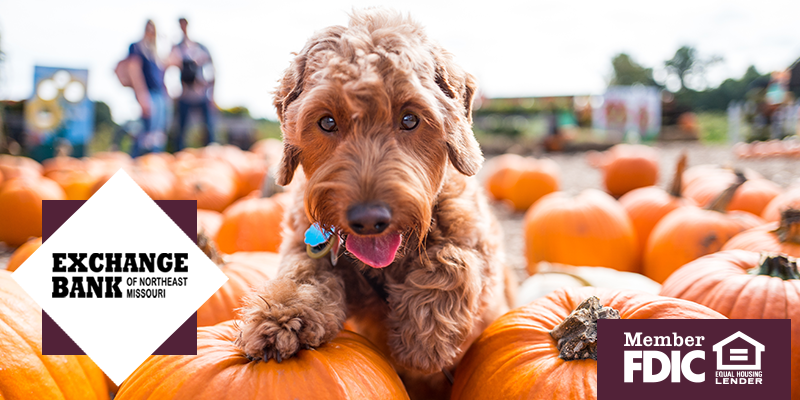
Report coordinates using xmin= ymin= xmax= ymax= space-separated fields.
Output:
xmin=733 ymin=138 xmax=800 ymax=159
xmin=482 ymin=143 xmax=800 ymax=399
xmin=1 ymin=140 xmax=799 ymax=399
xmin=0 ymin=139 xmax=323 ymax=398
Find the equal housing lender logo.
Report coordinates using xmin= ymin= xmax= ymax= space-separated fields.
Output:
xmin=12 ymin=170 xmax=228 ymax=385
xmin=597 ymin=319 xmax=791 ymax=399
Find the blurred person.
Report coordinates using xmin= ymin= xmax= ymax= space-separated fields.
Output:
xmin=127 ymin=20 xmax=169 ymax=156
xmin=768 ymin=70 xmax=793 ymax=139
xmin=542 ymin=104 xmax=564 ymax=152
xmin=171 ymin=17 xmax=216 ymax=150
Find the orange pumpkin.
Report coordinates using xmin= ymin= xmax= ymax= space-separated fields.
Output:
xmin=642 ymin=175 xmax=764 ymax=283
xmin=135 ymin=152 xmax=174 ymax=170
xmin=83 ymin=156 xmax=131 ymax=181
xmin=250 ymin=138 xmax=284 ymax=161
xmin=524 ymin=189 xmax=638 ymax=273
xmin=619 ymin=153 xmax=695 ymax=259
xmin=6 ymin=236 xmax=42 ymax=272
xmin=660 ymin=251 xmax=800 ymax=397
xmin=92 ymin=151 xmax=134 ymax=165
xmin=225 ymin=251 xmax=283 ymax=270
xmin=104 ymin=374 xmax=119 ymax=396
xmin=677 ymin=112 xmax=699 ymax=134
xmin=727 ymin=179 xmax=783 ymax=216
xmin=116 ymin=321 xmax=409 ymax=400
xmin=484 ymin=154 xmax=525 ymax=201
xmin=0 ymin=177 xmax=66 ymax=246
xmin=195 ymin=235 xmax=279 ymax=327
xmin=0 ymin=154 xmax=42 ymax=180
xmin=198 ymin=258 xmax=277 ymax=326
xmin=450 ymin=287 xmax=725 ymax=400
xmin=184 ymin=144 xmax=268 ymax=199
xmin=721 ymin=209 xmax=800 ymax=257
xmin=238 ymin=151 xmax=270 ymax=197
xmin=592 ymin=144 xmax=659 ymax=198
xmin=762 ymin=187 xmax=800 ymax=222
xmin=682 ymin=164 xmax=761 ymax=189
xmin=42 ymin=156 xmax=84 ymax=175
xmin=46 ymin=168 xmax=98 ymax=200
xmin=215 ymin=192 xmax=289 ymax=254
xmin=172 ymin=159 xmax=238 ymax=212
xmin=683 ymin=165 xmax=781 ymax=216
xmin=90 ymin=167 xmax=175 ymax=201
xmin=497 ymin=157 xmax=560 ymax=211
xmin=197 ymin=209 xmax=223 ymax=238
xmin=0 ymin=270 xmax=110 ymax=399
xmin=42 ymin=156 xmax=100 ymax=200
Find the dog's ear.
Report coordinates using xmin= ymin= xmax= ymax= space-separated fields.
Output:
xmin=433 ymin=48 xmax=483 ymax=176
xmin=273 ymin=26 xmax=345 ymax=185
xmin=276 ymin=143 xmax=301 ymax=186
xmin=273 ymin=54 xmax=307 ymax=125
xmin=273 ymin=53 xmax=306 ymax=185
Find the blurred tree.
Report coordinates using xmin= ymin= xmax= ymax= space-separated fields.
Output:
xmin=255 ymin=118 xmax=282 ymax=140
xmin=674 ymin=65 xmax=770 ymax=111
xmin=665 ymin=46 xmax=723 ymax=91
xmin=220 ymin=106 xmax=251 ymax=117
xmin=88 ymin=101 xmax=121 ymax=154
xmin=94 ymin=101 xmax=117 ymax=130
xmin=609 ymin=53 xmax=658 ymax=86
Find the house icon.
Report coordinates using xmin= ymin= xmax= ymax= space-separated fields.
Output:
xmin=712 ymin=331 xmax=765 ymax=370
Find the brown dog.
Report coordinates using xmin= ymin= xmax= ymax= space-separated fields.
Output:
xmin=236 ymin=9 xmax=511 ymax=398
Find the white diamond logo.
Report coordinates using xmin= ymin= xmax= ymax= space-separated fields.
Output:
xmin=12 ymin=169 xmax=228 ymax=385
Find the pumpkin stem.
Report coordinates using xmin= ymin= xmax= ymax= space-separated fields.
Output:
xmin=752 ymin=253 xmax=799 ymax=280
xmin=773 ymin=209 xmax=800 ymax=245
xmin=549 ymin=296 xmax=620 ymax=361
xmin=197 ymin=231 xmax=224 ymax=266
xmin=667 ymin=152 xmax=688 ymax=198
xmin=705 ymin=171 xmax=746 ymax=213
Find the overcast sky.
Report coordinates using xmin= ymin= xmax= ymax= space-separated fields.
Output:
xmin=1 ymin=0 xmax=798 ymax=123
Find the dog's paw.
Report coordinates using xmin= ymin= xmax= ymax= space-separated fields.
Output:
xmin=235 ymin=277 xmax=345 ymax=362
xmin=236 ymin=306 xmax=307 ymax=362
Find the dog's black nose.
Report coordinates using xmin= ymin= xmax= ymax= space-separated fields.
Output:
xmin=347 ymin=203 xmax=392 ymax=235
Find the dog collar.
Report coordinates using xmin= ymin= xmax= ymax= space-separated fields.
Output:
xmin=305 ymin=223 xmax=340 ymax=263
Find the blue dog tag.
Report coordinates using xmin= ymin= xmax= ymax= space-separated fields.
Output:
xmin=304 ymin=223 xmax=331 ymax=247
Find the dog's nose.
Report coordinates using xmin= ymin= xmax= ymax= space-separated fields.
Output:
xmin=347 ymin=203 xmax=392 ymax=235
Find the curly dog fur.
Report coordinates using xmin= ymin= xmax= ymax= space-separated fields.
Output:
xmin=236 ymin=9 xmax=512 ymax=398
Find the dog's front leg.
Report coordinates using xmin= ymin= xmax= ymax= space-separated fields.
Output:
xmin=387 ymin=242 xmax=483 ymax=372
xmin=235 ymin=252 xmax=346 ymax=362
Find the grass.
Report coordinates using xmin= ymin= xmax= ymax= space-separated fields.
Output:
xmin=696 ymin=111 xmax=728 ymax=145
xmin=255 ymin=119 xmax=282 ymax=140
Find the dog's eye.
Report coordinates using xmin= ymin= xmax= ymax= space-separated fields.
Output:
xmin=318 ymin=116 xmax=338 ymax=132
xmin=400 ymin=113 xmax=419 ymax=130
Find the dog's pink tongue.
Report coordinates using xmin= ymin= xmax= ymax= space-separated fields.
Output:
xmin=346 ymin=233 xmax=402 ymax=268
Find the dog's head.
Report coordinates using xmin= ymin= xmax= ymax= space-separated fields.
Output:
xmin=274 ymin=9 xmax=482 ymax=268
